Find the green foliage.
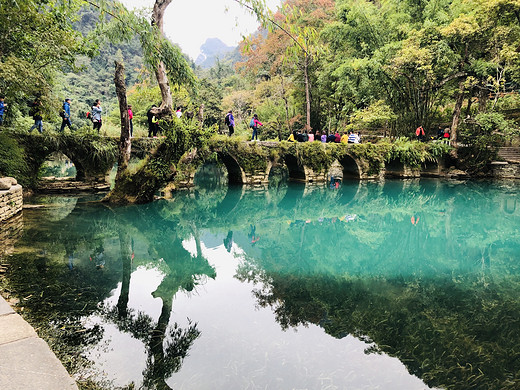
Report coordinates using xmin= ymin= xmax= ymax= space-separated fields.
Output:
xmin=0 ymin=133 xmax=30 ymax=185
xmin=458 ymin=112 xmax=510 ymax=173
xmin=388 ymin=138 xmax=439 ymax=167
xmin=349 ymin=142 xmax=391 ymax=175
xmin=234 ymin=0 xmax=520 ymax=141
xmin=292 ymin=142 xmax=336 ymax=173
xmin=348 ymin=100 xmax=397 ymax=132
xmin=107 ymin=120 xmax=216 ymax=203
xmin=208 ymin=136 xmax=269 ymax=174
xmin=0 ymin=0 xmax=89 ymax=126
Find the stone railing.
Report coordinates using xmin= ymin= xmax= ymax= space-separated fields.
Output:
xmin=0 ymin=177 xmax=23 ymax=223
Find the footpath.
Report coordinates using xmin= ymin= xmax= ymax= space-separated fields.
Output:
xmin=0 ymin=295 xmax=78 ymax=390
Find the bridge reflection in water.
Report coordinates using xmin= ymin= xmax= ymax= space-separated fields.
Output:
xmin=3 ymin=179 xmax=520 ymax=389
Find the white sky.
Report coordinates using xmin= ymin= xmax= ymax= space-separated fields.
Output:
xmin=120 ymin=0 xmax=281 ymax=60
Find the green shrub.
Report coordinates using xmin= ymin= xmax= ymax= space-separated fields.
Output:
xmin=0 ymin=133 xmax=30 ymax=185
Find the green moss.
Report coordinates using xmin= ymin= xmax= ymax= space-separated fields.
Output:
xmin=0 ymin=132 xmax=30 ymax=185
xmin=387 ymin=138 xmax=451 ymax=167
xmin=208 ymin=137 xmax=269 ymax=174
xmin=293 ymin=142 xmax=336 ymax=174
xmin=107 ymin=119 xmax=217 ymax=203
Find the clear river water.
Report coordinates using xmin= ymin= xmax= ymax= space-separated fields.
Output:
xmin=2 ymin=178 xmax=520 ymax=389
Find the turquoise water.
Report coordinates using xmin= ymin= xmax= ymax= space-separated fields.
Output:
xmin=2 ymin=179 xmax=520 ymax=389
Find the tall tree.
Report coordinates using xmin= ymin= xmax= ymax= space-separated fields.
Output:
xmin=0 ymin=0 xmax=89 ymax=120
xmin=237 ymin=0 xmax=334 ymax=131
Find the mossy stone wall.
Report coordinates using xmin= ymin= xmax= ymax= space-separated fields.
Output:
xmin=0 ymin=179 xmax=23 ymax=222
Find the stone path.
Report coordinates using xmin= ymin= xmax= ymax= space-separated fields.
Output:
xmin=0 ymin=296 xmax=78 ymax=390
xmin=498 ymin=147 xmax=520 ymax=163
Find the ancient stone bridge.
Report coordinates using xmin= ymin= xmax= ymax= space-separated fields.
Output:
xmin=11 ymin=133 xmax=448 ymax=191
xmin=170 ymin=139 xmax=447 ymax=193
xmin=13 ymin=133 xmax=160 ymax=184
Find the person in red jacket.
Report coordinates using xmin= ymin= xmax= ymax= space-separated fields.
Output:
xmin=127 ymin=105 xmax=134 ymax=138
xmin=416 ymin=125 xmax=425 ymax=141
xmin=251 ymin=113 xmax=262 ymax=141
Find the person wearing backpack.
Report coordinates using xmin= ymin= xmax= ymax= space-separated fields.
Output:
xmin=29 ymin=98 xmax=43 ymax=133
xmin=92 ymin=99 xmax=102 ymax=133
xmin=250 ymin=113 xmax=262 ymax=141
xmin=147 ymin=105 xmax=156 ymax=137
xmin=151 ymin=114 xmax=159 ymax=137
xmin=225 ymin=110 xmax=235 ymax=136
xmin=59 ymin=98 xmax=72 ymax=132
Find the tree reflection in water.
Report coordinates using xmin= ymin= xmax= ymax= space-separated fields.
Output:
xmin=2 ymin=180 xmax=520 ymax=389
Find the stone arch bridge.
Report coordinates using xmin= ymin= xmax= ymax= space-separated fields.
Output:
xmin=170 ymin=140 xmax=447 ymax=192
xmin=12 ymin=134 xmax=447 ymax=189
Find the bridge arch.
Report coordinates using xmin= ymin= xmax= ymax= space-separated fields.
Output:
xmin=384 ymin=158 xmax=406 ymax=178
xmin=283 ymin=154 xmax=306 ymax=182
xmin=421 ymin=159 xmax=441 ymax=177
xmin=36 ymin=150 xmax=88 ymax=181
xmin=336 ymin=154 xmax=362 ymax=180
xmin=217 ymin=151 xmax=246 ymax=185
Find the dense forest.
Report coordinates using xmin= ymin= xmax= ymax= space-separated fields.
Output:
xmin=1 ymin=0 xmax=520 ymax=149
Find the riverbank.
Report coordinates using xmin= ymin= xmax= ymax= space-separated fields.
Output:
xmin=0 ymin=295 xmax=78 ymax=389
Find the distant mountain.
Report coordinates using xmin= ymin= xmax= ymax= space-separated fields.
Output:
xmin=195 ymin=38 xmax=236 ymax=68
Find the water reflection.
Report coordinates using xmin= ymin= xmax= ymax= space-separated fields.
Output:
xmin=2 ymin=180 xmax=520 ymax=389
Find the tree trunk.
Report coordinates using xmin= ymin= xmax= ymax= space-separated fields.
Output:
xmin=450 ymin=80 xmax=465 ymax=153
xmin=114 ymin=61 xmax=131 ymax=181
xmin=280 ymin=76 xmax=291 ymax=133
xmin=103 ymin=61 xmax=131 ymax=204
xmin=116 ymin=230 xmax=132 ymax=319
xmin=303 ymin=54 xmax=311 ymax=131
xmin=478 ymin=81 xmax=488 ymax=113
xmin=152 ymin=0 xmax=173 ymax=115
xmin=465 ymin=89 xmax=474 ymax=118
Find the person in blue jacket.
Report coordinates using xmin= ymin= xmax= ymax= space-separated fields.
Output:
xmin=59 ymin=98 xmax=72 ymax=132
xmin=0 ymin=96 xmax=7 ymax=126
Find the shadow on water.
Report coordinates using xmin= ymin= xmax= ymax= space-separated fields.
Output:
xmin=2 ymin=179 xmax=520 ymax=388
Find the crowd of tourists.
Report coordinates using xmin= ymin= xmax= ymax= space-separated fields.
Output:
xmin=1 ymin=95 xmax=451 ymax=146
xmin=287 ymin=130 xmax=362 ymax=144
xmin=225 ymin=110 xmax=363 ymax=144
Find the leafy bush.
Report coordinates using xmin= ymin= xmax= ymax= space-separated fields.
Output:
xmin=458 ymin=112 xmax=510 ymax=173
xmin=0 ymin=133 xmax=30 ymax=185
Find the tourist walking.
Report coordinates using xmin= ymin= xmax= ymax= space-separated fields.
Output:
xmin=250 ymin=114 xmax=262 ymax=141
xmin=29 ymin=99 xmax=43 ymax=133
xmin=225 ymin=110 xmax=235 ymax=136
xmin=92 ymin=99 xmax=102 ymax=133
xmin=128 ymin=105 xmax=133 ymax=138
xmin=0 ymin=96 xmax=7 ymax=126
xmin=59 ymin=98 xmax=72 ymax=132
